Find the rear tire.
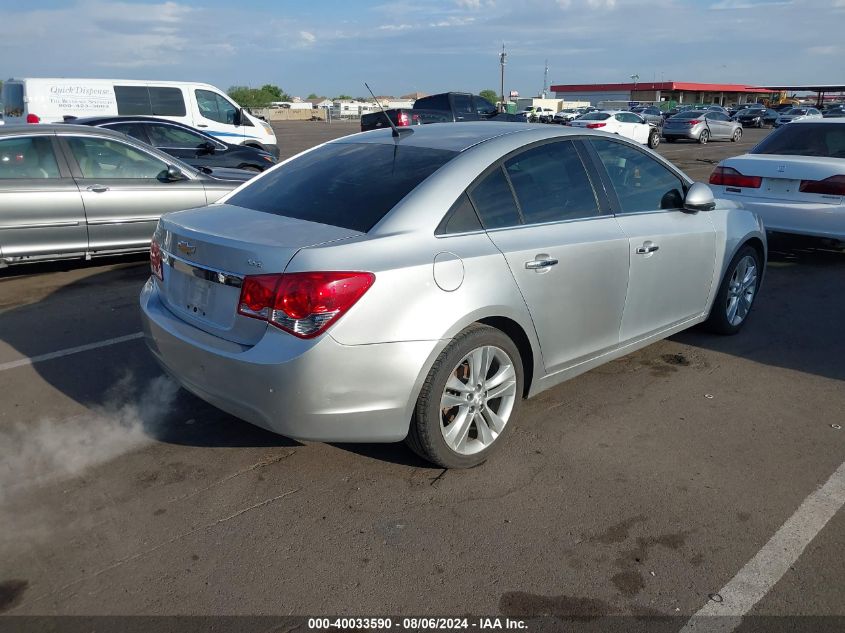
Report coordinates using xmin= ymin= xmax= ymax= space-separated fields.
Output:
xmin=238 ymin=164 xmax=263 ymax=173
xmin=698 ymin=129 xmax=710 ymax=144
xmin=406 ymin=325 xmax=523 ymax=469
xmin=703 ymin=245 xmax=762 ymax=335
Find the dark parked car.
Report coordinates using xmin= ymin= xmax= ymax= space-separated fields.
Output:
xmin=360 ymin=92 xmax=501 ymax=132
xmin=630 ymin=106 xmax=664 ymax=127
xmin=67 ymin=117 xmax=278 ymax=173
xmin=736 ymin=108 xmax=779 ymax=128
xmin=822 ymin=105 xmax=845 ymax=118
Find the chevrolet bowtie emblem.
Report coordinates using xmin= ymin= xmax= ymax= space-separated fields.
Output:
xmin=177 ymin=240 xmax=196 ymax=255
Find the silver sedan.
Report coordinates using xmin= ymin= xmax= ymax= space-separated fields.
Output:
xmin=663 ymin=110 xmax=744 ymax=144
xmin=141 ymin=123 xmax=766 ymax=468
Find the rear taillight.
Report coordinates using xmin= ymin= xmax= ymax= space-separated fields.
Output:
xmin=709 ymin=166 xmax=762 ymax=189
xmin=26 ymin=113 xmax=40 ymax=124
xmin=585 ymin=122 xmax=606 ymax=129
xmin=396 ymin=111 xmax=410 ymax=127
xmin=687 ymin=119 xmax=701 ymax=125
xmin=150 ymin=236 xmax=163 ymax=280
xmin=237 ymin=271 xmax=375 ymax=339
xmin=798 ymin=175 xmax=845 ymax=196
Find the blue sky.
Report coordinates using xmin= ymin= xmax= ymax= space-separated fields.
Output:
xmin=1 ymin=0 xmax=842 ymax=98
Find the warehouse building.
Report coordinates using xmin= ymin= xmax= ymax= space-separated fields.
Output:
xmin=551 ymin=81 xmax=774 ymax=107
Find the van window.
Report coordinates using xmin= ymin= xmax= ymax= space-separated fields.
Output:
xmin=3 ymin=83 xmax=24 ymax=118
xmin=196 ymin=90 xmax=238 ymax=125
xmin=0 ymin=137 xmax=60 ymax=179
xmin=115 ymin=86 xmax=186 ymax=116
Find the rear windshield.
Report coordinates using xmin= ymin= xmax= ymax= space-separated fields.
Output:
xmin=752 ymin=123 xmax=845 ymax=158
xmin=3 ymin=83 xmax=24 ymax=117
xmin=672 ymin=111 xmax=705 ymax=119
xmin=580 ymin=112 xmax=611 ymax=121
xmin=226 ymin=142 xmax=458 ymax=232
xmin=785 ymin=108 xmax=807 ymax=116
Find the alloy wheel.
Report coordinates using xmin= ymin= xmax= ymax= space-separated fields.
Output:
xmin=726 ymin=255 xmax=757 ymax=326
xmin=439 ymin=346 xmax=517 ymax=455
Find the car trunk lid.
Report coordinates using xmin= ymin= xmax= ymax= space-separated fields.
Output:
xmin=718 ymin=155 xmax=845 ymax=205
xmin=156 ymin=204 xmax=363 ymax=345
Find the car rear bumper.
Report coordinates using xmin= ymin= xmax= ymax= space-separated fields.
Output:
xmin=717 ymin=196 xmax=845 ymax=240
xmin=140 ymin=279 xmax=447 ymax=442
xmin=662 ymin=128 xmax=699 ymax=140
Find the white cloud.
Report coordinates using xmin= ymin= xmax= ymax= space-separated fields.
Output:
xmin=710 ymin=0 xmax=790 ymax=9
xmin=456 ymin=0 xmax=494 ymax=8
xmin=807 ymin=45 xmax=838 ymax=55
xmin=299 ymin=30 xmax=316 ymax=44
xmin=377 ymin=23 xmax=413 ymax=30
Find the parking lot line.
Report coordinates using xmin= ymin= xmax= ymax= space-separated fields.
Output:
xmin=0 ymin=332 xmax=144 ymax=372
xmin=680 ymin=460 xmax=845 ymax=632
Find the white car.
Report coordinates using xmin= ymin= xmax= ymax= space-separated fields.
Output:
xmin=709 ymin=119 xmax=845 ymax=241
xmin=553 ymin=108 xmax=582 ymax=124
xmin=773 ymin=107 xmax=822 ymax=128
xmin=569 ymin=110 xmax=661 ymax=149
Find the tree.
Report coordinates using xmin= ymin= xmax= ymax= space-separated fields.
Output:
xmin=479 ymin=89 xmax=499 ymax=105
xmin=333 ymin=94 xmax=353 ymax=101
xmin=227 ymin=85 xmax=290 ymax=108
xmin=307 ymin=93 xmax=320 ymax=100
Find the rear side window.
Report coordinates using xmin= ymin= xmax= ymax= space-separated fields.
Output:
xmin=115 ymin=86 xmax=186 ymax=116
xmin=146 ymin=124 xmax=208 ymax=148
xmin=3 ymin=83 xmax=24 ymax=117
xmin=469 ymin=167 xmax=522 ymax=229
xmin=452 ymin=94 xmax=473 ymax=115
xmin=414 ymin=94 xmax=450 ymax=111
xmin=227 ymin=143 xmax=457 ymax=233
xmin=0 ymin=136 xmax=60 ymax=179
xmin=436 ymin=193 xmax=482 ymax=235
xmin=104 ymin=122 xmax=148 ymax=143
xmin=504 ymin=141 xmax=599 ymax=224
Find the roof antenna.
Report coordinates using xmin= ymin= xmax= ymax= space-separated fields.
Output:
xmin=364 ymin=82 xmax=412 ymax=138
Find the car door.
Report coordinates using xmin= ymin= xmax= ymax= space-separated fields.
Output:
xmin=59 ymin=133 xmax=207 ymax=253
xmin=706 ymin=112 xmax=728 ymax=138
xmin=452 ymin=94 xmax=478 ymax=121
xmin=628 ymin=113 xmax=651 ymax=143
xmin=0 ymin=134 xmax=88 ymax=262
xmin=143 ymin=122 xmax=224 ymax=170
xmin=470 ymin=139 xmax=630 ymax=373
xmin=586 ymin=138 xmax=716 ymax=342
xmin=193 ymin=89 xmax=248 ymax=143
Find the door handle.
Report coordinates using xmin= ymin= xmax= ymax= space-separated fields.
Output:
xmin=636 ymin=242 xmax=659 ymax=255
xmin=525 ymin=257 xmax=559 ymax=270
xmin=197 ymin=124 xmax=209 ymax=128
xmin=86 ymin=185 xmax=109 ymax=193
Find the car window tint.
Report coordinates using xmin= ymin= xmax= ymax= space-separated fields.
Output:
xmin=469 ymin=167 xmax=522 ymax=229
xmin=3 ymin=83 xmax=24 ymax=117
xmin=753 ymin=123 xmax=845 ymax=158
xmin=504 ymin=141 xmax=599 ymax=224
xmin=413 ymin=94 xmax=449 ymax=111
xmin=227 ymin=143 xmax=457 ymax=233
xmin=436 ymin=193 xmax=482 ymax=235
xmin=0 ymin=136 xmax=60 ymax=179
xmin=196 ymin=89 xmax=237 ymax=125
xmin=149 ymin=87 xmax=186 ymax=116
xmin=452 ymin=94 xmax=473 ymax=115
xmin=591 ymin=140 xmax=685 ymax=213
xmin=147 ymin=124 xmax=206 ymax=148
xmin=474 ymin=96 xmax=497 ymax=117
xmin=66 ymin=136 xmax=168 ymax=179
xmin=104 ymin=122 xmax=147 ymax=142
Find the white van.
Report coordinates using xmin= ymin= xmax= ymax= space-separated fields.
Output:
xmin=1 ymin=78 xmax=278 ymax=157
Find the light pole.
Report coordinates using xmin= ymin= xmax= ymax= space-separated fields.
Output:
xmin=630 ymin=73 xmax=640 ymax=101
xmin=499 ymin=44 xmax=507 ymax=113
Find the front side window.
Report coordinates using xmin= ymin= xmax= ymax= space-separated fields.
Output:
xmin=146 ymin=124 xmax=208 ymax=148
xmin=474 ymin=96 xmax=497 ymax=118
xmin=195 ymin=90 xmax=238 ymax=125
xmin=591 ymin=140 xmax=686 ymax=213
xmin=0 ymin=136 xmax=60 ymax=179
xmin=452 ymin=94 xmax=473 ymax=115
xmin=227 ymin=143 xmax=457 ymax=233
xmin=66 ymin=136 xmax=169 ymax=179
xmin=504 ymin=141 xmax=599 ymax=224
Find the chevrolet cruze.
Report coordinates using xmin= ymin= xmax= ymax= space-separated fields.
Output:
xmin=141 ymin=123 xmax=766 ymax=468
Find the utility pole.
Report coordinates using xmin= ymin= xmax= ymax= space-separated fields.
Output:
xmin=499 ymin=43 xmax=507 ymax=112
xmin=542 ymin=59 xmax=549 ymax=98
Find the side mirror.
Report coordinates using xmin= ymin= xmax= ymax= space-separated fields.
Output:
xmin=233 ymin=108 xmax=244 ymax=126
xmin=163 ymin=165 xmax=185 ymax=182
xmin=201 ymin=141 xmax=216 ymax=154
xmin=684 ymin=182 xmax=716 ymax=213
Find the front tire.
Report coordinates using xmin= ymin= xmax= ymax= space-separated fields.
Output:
xmin=703 ymin=245 xmax=762 ymax=335
xmin=647 ymin=128 xmax=660 ymax=149
xmin=406 ymin=325 xmax=523 ymax=468
xmin=731 ymin=128 xmax=743 ymax=142
xmin=698 ymin=129 xmax=710 ymax=144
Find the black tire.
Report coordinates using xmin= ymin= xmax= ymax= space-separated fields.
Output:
xmin=238 ymin=164 xmax=263 ymax=173
xmin=731 ymin=128 xmax=742 ymax=142
xmin=406 ymin=324 xmax=523 ymax=469
xmin=703 ymin=245 xmax=762 ymax=335
xmin=698 ymin=129 xmax=710 ymax=144
xmin=647 ymin=129 xmax=660 ymax=149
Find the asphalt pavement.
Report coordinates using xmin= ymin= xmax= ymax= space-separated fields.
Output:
xmin=0 ymin=123 xmax=842 ymax=631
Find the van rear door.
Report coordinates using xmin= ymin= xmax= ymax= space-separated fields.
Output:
xmin=2 ymin=82 xmax=25 ymax=125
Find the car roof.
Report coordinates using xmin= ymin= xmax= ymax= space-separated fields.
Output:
xmin=0 ymin=123 xmax=129 ymax=139
xmin=336 ymin=122 xmax=559 ymax=152
xmin=792 ymin=118 xmax=845 ymax=124
xmin=67 ymin=116 xmax=191 ymax=126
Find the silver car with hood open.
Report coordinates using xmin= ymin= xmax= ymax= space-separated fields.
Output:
xmin=141 ymin=123 xmax=766 ymax=468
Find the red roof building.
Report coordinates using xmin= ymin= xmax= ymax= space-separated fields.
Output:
xmin=551 ymin=81 xmax=774 ymax=106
